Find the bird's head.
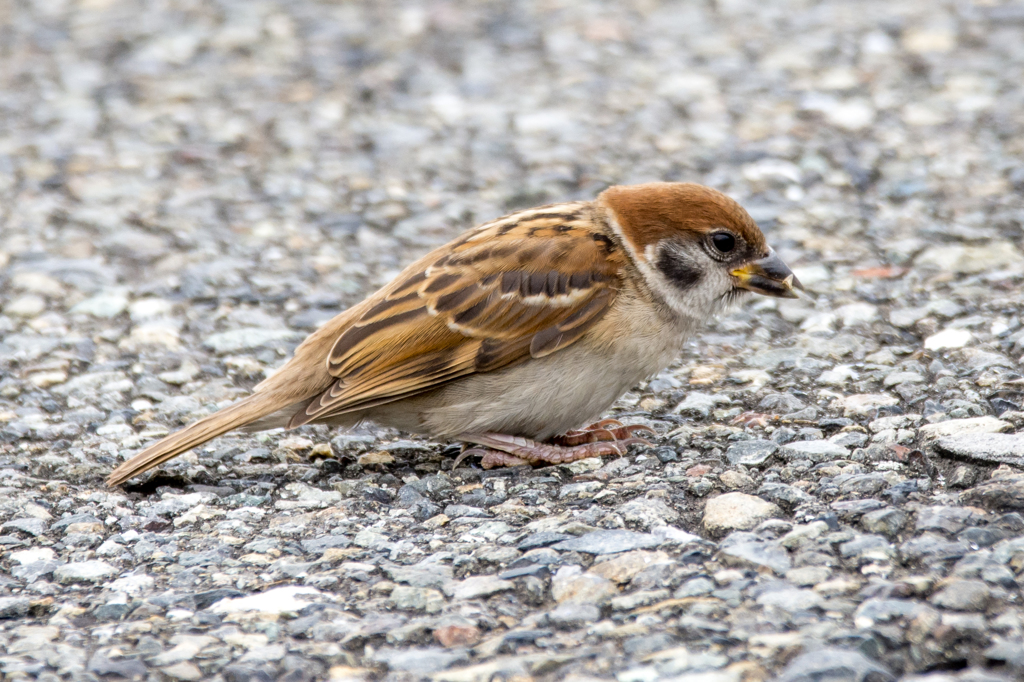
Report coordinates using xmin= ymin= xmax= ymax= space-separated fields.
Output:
xmin=599 ymin=182 xmax=803 ymax=318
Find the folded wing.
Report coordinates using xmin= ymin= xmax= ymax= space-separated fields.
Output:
xmin=290 ymin=207 xmax=625 ymax=427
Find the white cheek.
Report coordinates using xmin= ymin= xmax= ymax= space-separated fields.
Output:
xmin=605 ymin=214 xmax=732 ymax=323
xmin=653 ymin=262 xmax=734 ymax=323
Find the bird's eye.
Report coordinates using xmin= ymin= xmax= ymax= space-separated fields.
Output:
xmin=711 ymin=232 xmax=735 ymax=253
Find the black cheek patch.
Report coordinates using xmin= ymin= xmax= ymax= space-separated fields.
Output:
xmin=656 ymin=247 xmax=703 ymax=290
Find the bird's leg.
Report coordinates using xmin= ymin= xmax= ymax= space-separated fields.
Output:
xmin=455 ymin=431 xmax=652 ymax=469
xmin=554 ymin=419 xmax=656 ymax=446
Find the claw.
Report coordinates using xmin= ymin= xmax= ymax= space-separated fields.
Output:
xmin=452 ymin=446 xmax=489 ymax=470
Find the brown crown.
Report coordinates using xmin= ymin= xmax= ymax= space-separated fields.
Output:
xmin=598 ymin=182 xmax=768 ymax=258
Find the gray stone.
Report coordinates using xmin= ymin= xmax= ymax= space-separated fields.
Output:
xmin=915 ymin=506 xmax=983 ymax=535
xmin=674 ymin=576 xmax=715 ymax=598
xmin=854 ymin=599 xmax=934 ymax=628
xmin=830 ymin=431 xmax=869 ymax=447
xmin=726 ymin=440 xmax=778 ymax=466
xmin=719 ymin=532 xmax=791 ymax=574
xmin=861 ymin=508 xmax=907 ymax=538
xmin=786 ymin=566 xmax=831 ymax=587
xmin=617 ymin=497 xmax=680 ymax=528
xmin=936 ymin=433 xmax=1024 ymax=467
xmin=899 ymin=533 xmax=971 ymax=564
xmin=202 ymin=328 xmax=302 ymax=354
xmin=551 ymin=565 xmax=619 ymax=604
xmin=551 ymin=530 xmax=661 ymax=555
xmin=1 ymin=517 xmax=48 ymax=536
xmin=832 ymin=499 xmax=886 ymax=518
xmin=12 ymin=560 xmax=60 ymax=583
xmin=758 ymin=482 xmax=814 ymax=509
xmin=838 ymin=473 xmax=890 ymax=496
xmin=517 ymin=532 xmax=572 ymax=551
xmin=548 ymin=602 xmax=600 ymax=629
xmin=960 ymin=474 xmax=1024 ymax=512
xmin=983 ymin=638 xmax=1024 ymax=670
xmin=0 ymin=596 xmax=31 ymax=618
xmin=385 ymin=560 xmax=454 ymax=589
xmin=930 ymin=579 xmax=992 ymax=611
xmin=758 ymin=393 xmax=807 ymax=414
xmin=921 ymin=416 xmax=1011 ymax=440
xmin=389 ymin=586 xmax=445 ymax=613
xmin=444 ymin=504 xmax=489 ymax=518
xmin=839 ymin=535 xmax=893 ymax=561
xmin=449 ymin=575 xmax=513 ymax=600
xmin=759 ymin=587 xmax=825 ymax=615
xmin=948 ymin=465 xmax=980 ymax=489
xmin=373 ymin=647 xmax=468 ymax=673
xmin=781 ymin=440 xmax=850 ymax=462
xmin=300 ymin=534 xmax=351 ymax=554
xmin=88 ymin=650 xmax=149 ymax=679
xmin=776 ymin=648 xmax=894 ymax=682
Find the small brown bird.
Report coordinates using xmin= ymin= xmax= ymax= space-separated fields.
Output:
xmin=107 ymin=182 xmax=802 ymax=485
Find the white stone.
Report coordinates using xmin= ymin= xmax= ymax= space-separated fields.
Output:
xmin=124 ymin=322 xmax=181 ymax=349
xmin=10 ymin=547 xmax=56 ymax=565
xmin=903 ymin=27 xmax=956 ymax=54
xmin=129 ymin=298 xmax=174 ymax=321
xmin=836 ymin=303 xmax=878 ymax=327
xmin=450 ymin=575 xmax=513 ymax=600
xmin=703 ymin=493 xmax=780 ymax=534
xmin=916 ymin=242 xmax=1024 ymax=275
xmin=71 ymin=292 xmax=129 ymax=318
xmin=781 ymin=440 xmax=850 ymax=461
xmin=12 ymin=272 xmax=63 ymax=295
xmin=151 ymin=635 xmax=216 ymax=666
xmin=826 ymin=99 xmax=875 ymax=130
xmin=801 ymin=312 xmax=836 ymax=334
xmin=5 ymin=294 xmax=46 ymax=317
xmin=791 ymin=264 xmax=830 ymax=287
xmin=883 ymin=371 xmax=924 ymax=387
xmin=919 ymin=417 xmax=1012 ymax=441
xmin=210 ymin=586 xmax=323 ymax=614
xmin=109 ymin=574 xmax=155 ymax=596
xmin=818 ymin=365 xmax=856 ymax=387
xmin=924 ymin=328 xmax=972 ymax=350
xmin=54 ymin=560 xmax=117 ymax=584
xmin=889 ymin=307 xmax=927 ymax=329
xmin=835 ymin=394 xmax=899 ymax=417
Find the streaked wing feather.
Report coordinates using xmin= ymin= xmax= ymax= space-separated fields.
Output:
xmin=290 ymin=203 xmax=624 ymax=427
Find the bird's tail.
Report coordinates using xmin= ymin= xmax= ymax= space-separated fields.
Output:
xmin=106 ymin=391 xmax=291 ymax=486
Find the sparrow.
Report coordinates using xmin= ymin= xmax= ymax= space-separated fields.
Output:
xmin=106 ymin=182 xmax=802 ymax=485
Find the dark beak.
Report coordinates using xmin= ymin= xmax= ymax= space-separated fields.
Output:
xmin=730 ymin=249 xmax=804 ymax=299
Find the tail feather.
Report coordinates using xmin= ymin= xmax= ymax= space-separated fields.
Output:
xmin=106 ymin=392 xmax=287 ymax=486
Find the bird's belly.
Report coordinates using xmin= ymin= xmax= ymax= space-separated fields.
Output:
xmin=367 ymin=326 xmax=687 ymax=441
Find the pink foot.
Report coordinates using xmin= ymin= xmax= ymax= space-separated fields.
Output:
xmin=453 ymin=431 xmax=652 ymax=470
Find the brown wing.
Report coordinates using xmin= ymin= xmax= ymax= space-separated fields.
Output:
xmin=289 ymin=204 xmax=625 ymax=427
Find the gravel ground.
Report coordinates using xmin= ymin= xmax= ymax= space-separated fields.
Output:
xmin=3 ymin=0 xmax=1024 ymax=681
